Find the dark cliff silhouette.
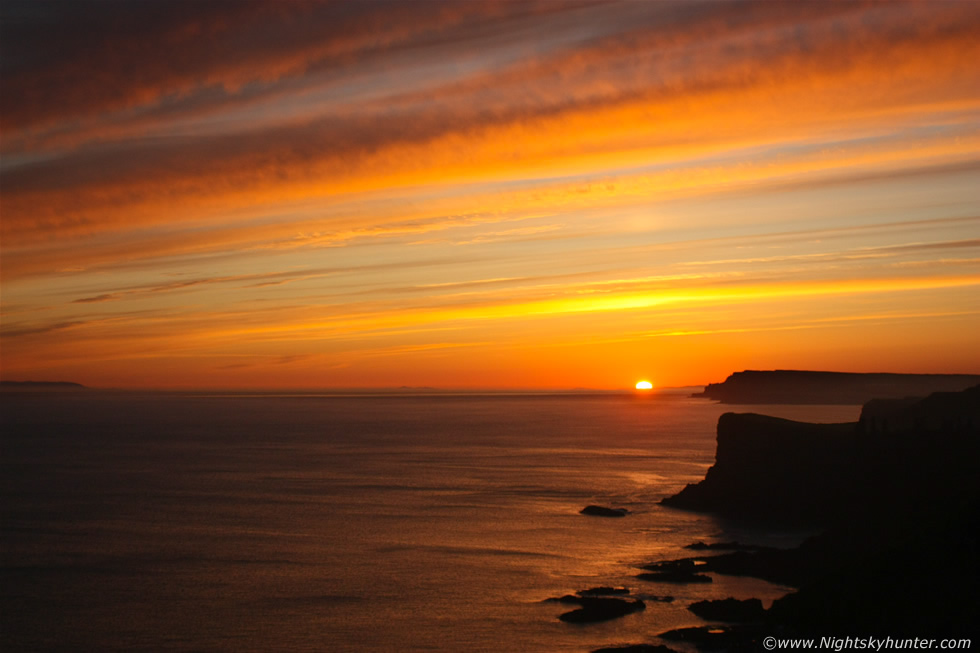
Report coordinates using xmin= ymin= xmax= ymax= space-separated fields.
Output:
xmin=694 ymin=370 xmax=980 ymax=404
xmin=664 ymin=384 xmax=979 ymax=521
xmin=658 ymin=384 xmax=980 ymax=638
xmin=661 ymin=413 xmax=856 ymax=522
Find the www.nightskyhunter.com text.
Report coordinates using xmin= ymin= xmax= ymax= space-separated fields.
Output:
xmin=763 ymin=636 xmax=972 ymax=651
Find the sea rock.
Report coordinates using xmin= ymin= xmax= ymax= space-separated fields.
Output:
xmin=558 ymin=597 xmax=646 ymax=623
xmin=637 ymin=560 xmax=712 ymax=583
xmin=545 ymin=587 xmax=633 ymax=604
xmin=578 ymin=586 xmax=631 ymax=596
xmin=684 ymin=541 xmax=772 ymax=552
xmin=687 ymin=597 xmax=765 ymax=622
xmin=636 ymin=570 xmax=712 ymax=584
xmin=685 ymin=540 xmax=740 ymax=550
xmin=640 ymin=559 xmax=702 ymax=573
xmin=646 ymin=595 xmax=675 ymax=603
xmin=580 ymin=505 xmax=630 ymax=517
xmin=543 ymin=594 xmax=584 ymax=605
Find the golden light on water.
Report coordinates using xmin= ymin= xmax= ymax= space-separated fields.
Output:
xmin=635 ymin=381 xmax=654 ymax=390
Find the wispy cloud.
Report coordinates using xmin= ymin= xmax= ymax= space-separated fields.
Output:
xmin=1 ymin=320 xmax=88 ymax=338
xmin=2 ymin=0 xmax=978 ymax=387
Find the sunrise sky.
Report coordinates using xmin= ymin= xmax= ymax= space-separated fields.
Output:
xmin=1 ymin=0 xmax=978 ymax=390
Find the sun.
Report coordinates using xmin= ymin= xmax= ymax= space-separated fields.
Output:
xmin=635 ymin=380 xmax=653 ymax=390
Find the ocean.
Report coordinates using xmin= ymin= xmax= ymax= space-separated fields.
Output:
xmin=1 ymin=391 xmax=860 ymax=651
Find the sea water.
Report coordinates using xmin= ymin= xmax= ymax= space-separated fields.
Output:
xmin=1 ymin=391 xmax=859 ymax=652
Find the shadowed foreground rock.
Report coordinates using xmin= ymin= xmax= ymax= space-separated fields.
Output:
xmin=578 ymin=586 xmax=630 ymax=596
xmin=636 ymin=570 xmax=712 ymax=584
xmin=684 ymin=541 xmax=774 ymax=552
xmin=543 ymin=587 xmax=632 ymax=603
xmin=637 ymin=559 xmax=712 ymax=584
xmin=687 ymin=598 xmax=764 ymax=622
xmin=580 ymin=505 xmax=630 ymax=517
xmin=557 ymin=597 xmax=646 ymax=623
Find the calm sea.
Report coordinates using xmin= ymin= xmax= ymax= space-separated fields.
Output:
xmin=1 ymin=391 xmax=859 ymax=652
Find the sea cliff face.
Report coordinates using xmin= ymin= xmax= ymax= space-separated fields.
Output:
xmin=694 ymin=370 xmax=980 ymax=405
xmin=661 ymin=413 xmax=857 ymax=521
xmin=657 ymin=384 xmax=980 ymax=637
xmin=665 ymin=384 xmax=980 ymax=522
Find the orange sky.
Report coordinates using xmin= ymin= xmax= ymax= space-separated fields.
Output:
xmin=2 ymin=0 xmax=979 ymax=389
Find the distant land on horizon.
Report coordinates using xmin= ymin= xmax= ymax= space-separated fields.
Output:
xmin=6 ymin=375 xmax=980 ymax=401
xmin=696 ymin=370 xmax=980 ymax=405
xmin=0 ymin=381 xmax=86 ymax=391
xmin=0 ymin=382 xmax=701 ymax=394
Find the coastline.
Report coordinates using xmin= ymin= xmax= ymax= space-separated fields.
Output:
xmin=574 ymin=384 xmax=979 ymax=651
xmin=694 ymin=371 xmax=980 ymax=405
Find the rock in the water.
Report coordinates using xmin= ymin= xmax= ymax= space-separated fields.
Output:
xmin=545 ymin=587 xmax=632 ymax=604
xmin=642 ymin=559 xmax=700 ymax=572
xmin=636 ymin=570 xmax=712 ymax=584
xmin=687 ymin=597 xmax=765 ymax=622
xmin=685 ymin=540 xmax=741 ymax=550
xmin=684 ymin=541 xmax=773 ymax=552
xmin=543 ymin=594 xmax=584 ymax=604
xmin=578 ymin=586 xmax=630 ymax=596
xmin=647 ymin=595 xmax=675 ymax=603
xmin=558 ymin=597 xmax=646 ymax=623
xmin=580 ymin=505 xmax=630 ymax=517
xmin=637 ymin=559 xmax=712 ymax=583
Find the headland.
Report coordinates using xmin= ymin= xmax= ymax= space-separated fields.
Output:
xmin=694 ymin=370 xmax=980 ymax=405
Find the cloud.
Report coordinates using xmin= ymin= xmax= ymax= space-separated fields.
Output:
xmin=2 ymin=0 xmax=977 ymax=247
xmin=1 ymin=320 xmax=87 ymax=338
xmin=0 ymin=0 xmax=541 ymax=134
xmin=71 ymin=293 xmax=122 ymax=304
xmin=216 ymin=354 xmax=311 ymax=370
xmin=3 ymin=1 xmax=979 ymax=388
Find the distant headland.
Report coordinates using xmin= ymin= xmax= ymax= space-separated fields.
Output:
xmin=694 ymin=370 xmax=980 ymax=405
xmin=0 ymin=381 xmax=86 ymax=392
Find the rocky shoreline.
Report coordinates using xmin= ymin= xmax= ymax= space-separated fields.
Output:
xmin=558 ymin=384 xmax=980 ymax=652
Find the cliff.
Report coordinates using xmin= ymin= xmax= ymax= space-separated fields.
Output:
xmin=664 ymin=384 xmax=980 ymax=522
xmin=657 ymin=385 xmax=980 ymax=637
xmin=694 ymin=370 xmax=980 ymax=405
xmin=860 ymin=384 xmax=980 ymax=435
xmin=660 ymin=413 xmax=857 ymax=521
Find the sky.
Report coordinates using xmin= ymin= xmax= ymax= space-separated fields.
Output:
xmin=1 ymin=0 xmax=979 ymax=390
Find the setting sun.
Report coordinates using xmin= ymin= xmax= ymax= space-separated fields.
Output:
xmin=1 ymin=0 xmax=978 ymax=392
xmin=635 ymin=381 xmax=654 ymax=390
